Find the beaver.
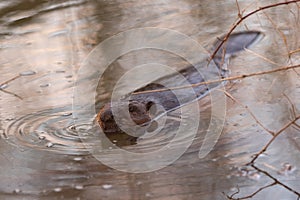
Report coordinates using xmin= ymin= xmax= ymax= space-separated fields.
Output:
xmin=97 ymin=31 xmax=263 ymax=140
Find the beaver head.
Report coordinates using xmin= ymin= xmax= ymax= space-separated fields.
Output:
xmin=97 ymin=101 xmax=154 ymax=134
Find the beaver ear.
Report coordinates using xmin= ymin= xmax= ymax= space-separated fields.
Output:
xmin=146 ymin=101 xmax=155 ymax=111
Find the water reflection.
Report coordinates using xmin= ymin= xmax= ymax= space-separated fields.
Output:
xmin=0 ymin=0 xmax=299 ymax=199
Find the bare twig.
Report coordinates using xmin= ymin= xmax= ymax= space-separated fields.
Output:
xmin=261 ymin=10 xmax=290 ymax=58
xmin=220 ymin=1 xmax=300 ymax=199
xmin=289 ymin=48 xmax=300 ymax=56
xmin=223 ymin=90 xmax=274 ymax=135
xmin=0 ymin=75 xmax=21 ymax=86
xmin=209 ymin=0 xmax=300 ymax=62
xmin=227 ymin=182 xmax=276 ymax=200
xmin=251 ymin=165 xmax=300 ymax=197
xmin=244 ymin=48 xmax=281 ymax=66
xmin=248 ymin=115 xmax=300 ymax=164
xmin=0 ymin=89 xmax=23 ymax=100
xmin=235 ymin=0 xmax=242 ymax=18
xmin=0 ymin=75 xmax=23 ymax=100
xmin=283 ymin=93 xmax=297 ymax=118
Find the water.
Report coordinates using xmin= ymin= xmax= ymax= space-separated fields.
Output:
xmin=0 ymin=0 xmax=299 ymax=199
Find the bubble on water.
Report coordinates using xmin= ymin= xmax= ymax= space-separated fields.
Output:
xmin=13 ymin=188 xmax=21 ymax=193
xmin=223 ymin=154 xmax=229 ymax=158
xmin=53 ymin=187 xmax=62 ymax=192
xmin=19 ymin=70 xmax=36 ymax=76
xmin=73 ymin=157 xmax=83 ymax=161
xmin=248 ymin=171 xmax=261 ymax=180
xmin=62 ymin=113 xmax=72 ymax=117
xmin=40 ymin=83 xmax=50 ymax=88
xmin=75 ymin=185 xmax=84 ymax=190
xmin=38 ymin=135 xmax=46 ymax=140
xmin=46 ymin=142 xmax=54 ymax=148
xmin=145 ymin=193 xmax=152 ymax=197
xmin=0 ymin=83 xmax=8 ymax=89
xmin=102 ymin=184 xmax=112 ymax=190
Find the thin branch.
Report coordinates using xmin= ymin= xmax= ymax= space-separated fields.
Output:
xmin=0 ymin=89 xmax=23 ymax=100
xmin=0 ymin=75 xmax=21 ymax=86
xmin=283 ymin=93 xmax=297 ymax=118
xmin=261 ymin=10 xmax=290 ymax=58
xmin=132 ymin=64 xmax=300 ymax=95
xmin=209 ymin=0 xmax=300 ymax=62
xmin=235 ymin=0 xmax=242 ymax=18
xmin=248 ymin=115 xmax=300 ymax=164
xmin=223 ymin=90 xmax=274 ymax=135
xmin=225 ymin=186 xmax=240 ymax=199
xmin=293 ymin=121 xmax=300 ymax=129
xmin=227 ymin=182 xmax=276 ymax=200
xmin=0 ymin=75 xmax=23 ymax=100
xmin=289 ymin=48 xmax=300 ymax=56
xmin=251 ymin=165 xmax=300 ymax=197
xmin=244 ymin=48 xmax=281 ymax=66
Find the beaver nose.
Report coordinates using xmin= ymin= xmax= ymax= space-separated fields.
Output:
xmin=97 ymin=104 xmax=113 ymax=129
xmin=100 ymin=109 xmax=113 ymax=122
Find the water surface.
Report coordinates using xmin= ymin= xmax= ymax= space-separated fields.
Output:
xmin=0 ymin=0 xmax=299 ymax=199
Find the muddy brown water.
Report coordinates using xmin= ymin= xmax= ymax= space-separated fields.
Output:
xmin=0 ymin=0 xmax=299 ymax=199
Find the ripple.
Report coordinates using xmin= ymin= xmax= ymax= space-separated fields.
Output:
xmin=4 ymin=106 xmax=97 ymax=155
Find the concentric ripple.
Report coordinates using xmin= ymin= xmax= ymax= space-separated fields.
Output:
xmin=4 ymin=106 xmax=96 ymax=154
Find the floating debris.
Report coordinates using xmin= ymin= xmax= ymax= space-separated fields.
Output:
xmin=46 ymin=142 xmax=54 ymax=148
xmin=62 ymin=113 xmax=72 ymax=117
xmin=40 ymin=83 xmax=50 ymax=88
xmin=232 ymin=166 xmax=260 ymax=180
xmin=55 ymin=69 xmax=65 ymax=73
xmin=65 ymin=75 xmax=73 ymax=78
xmin=38 ymin=135 xmax=46 ymax=140
xmin=19 ymin=70 xmax=36 ymax=76
xmin=53 ymin=187 xmax=62 ymax=192
xmin=278 ymin=162 xmax=296 ymax=175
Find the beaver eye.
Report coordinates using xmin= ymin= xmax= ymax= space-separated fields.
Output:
xmin=146 ymin=101 xmax=154 ymax=111
xmin=102 ymin=113 xmax=113 ymax=122
xmin=129 ymin=105 xmax=137 ymax=112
